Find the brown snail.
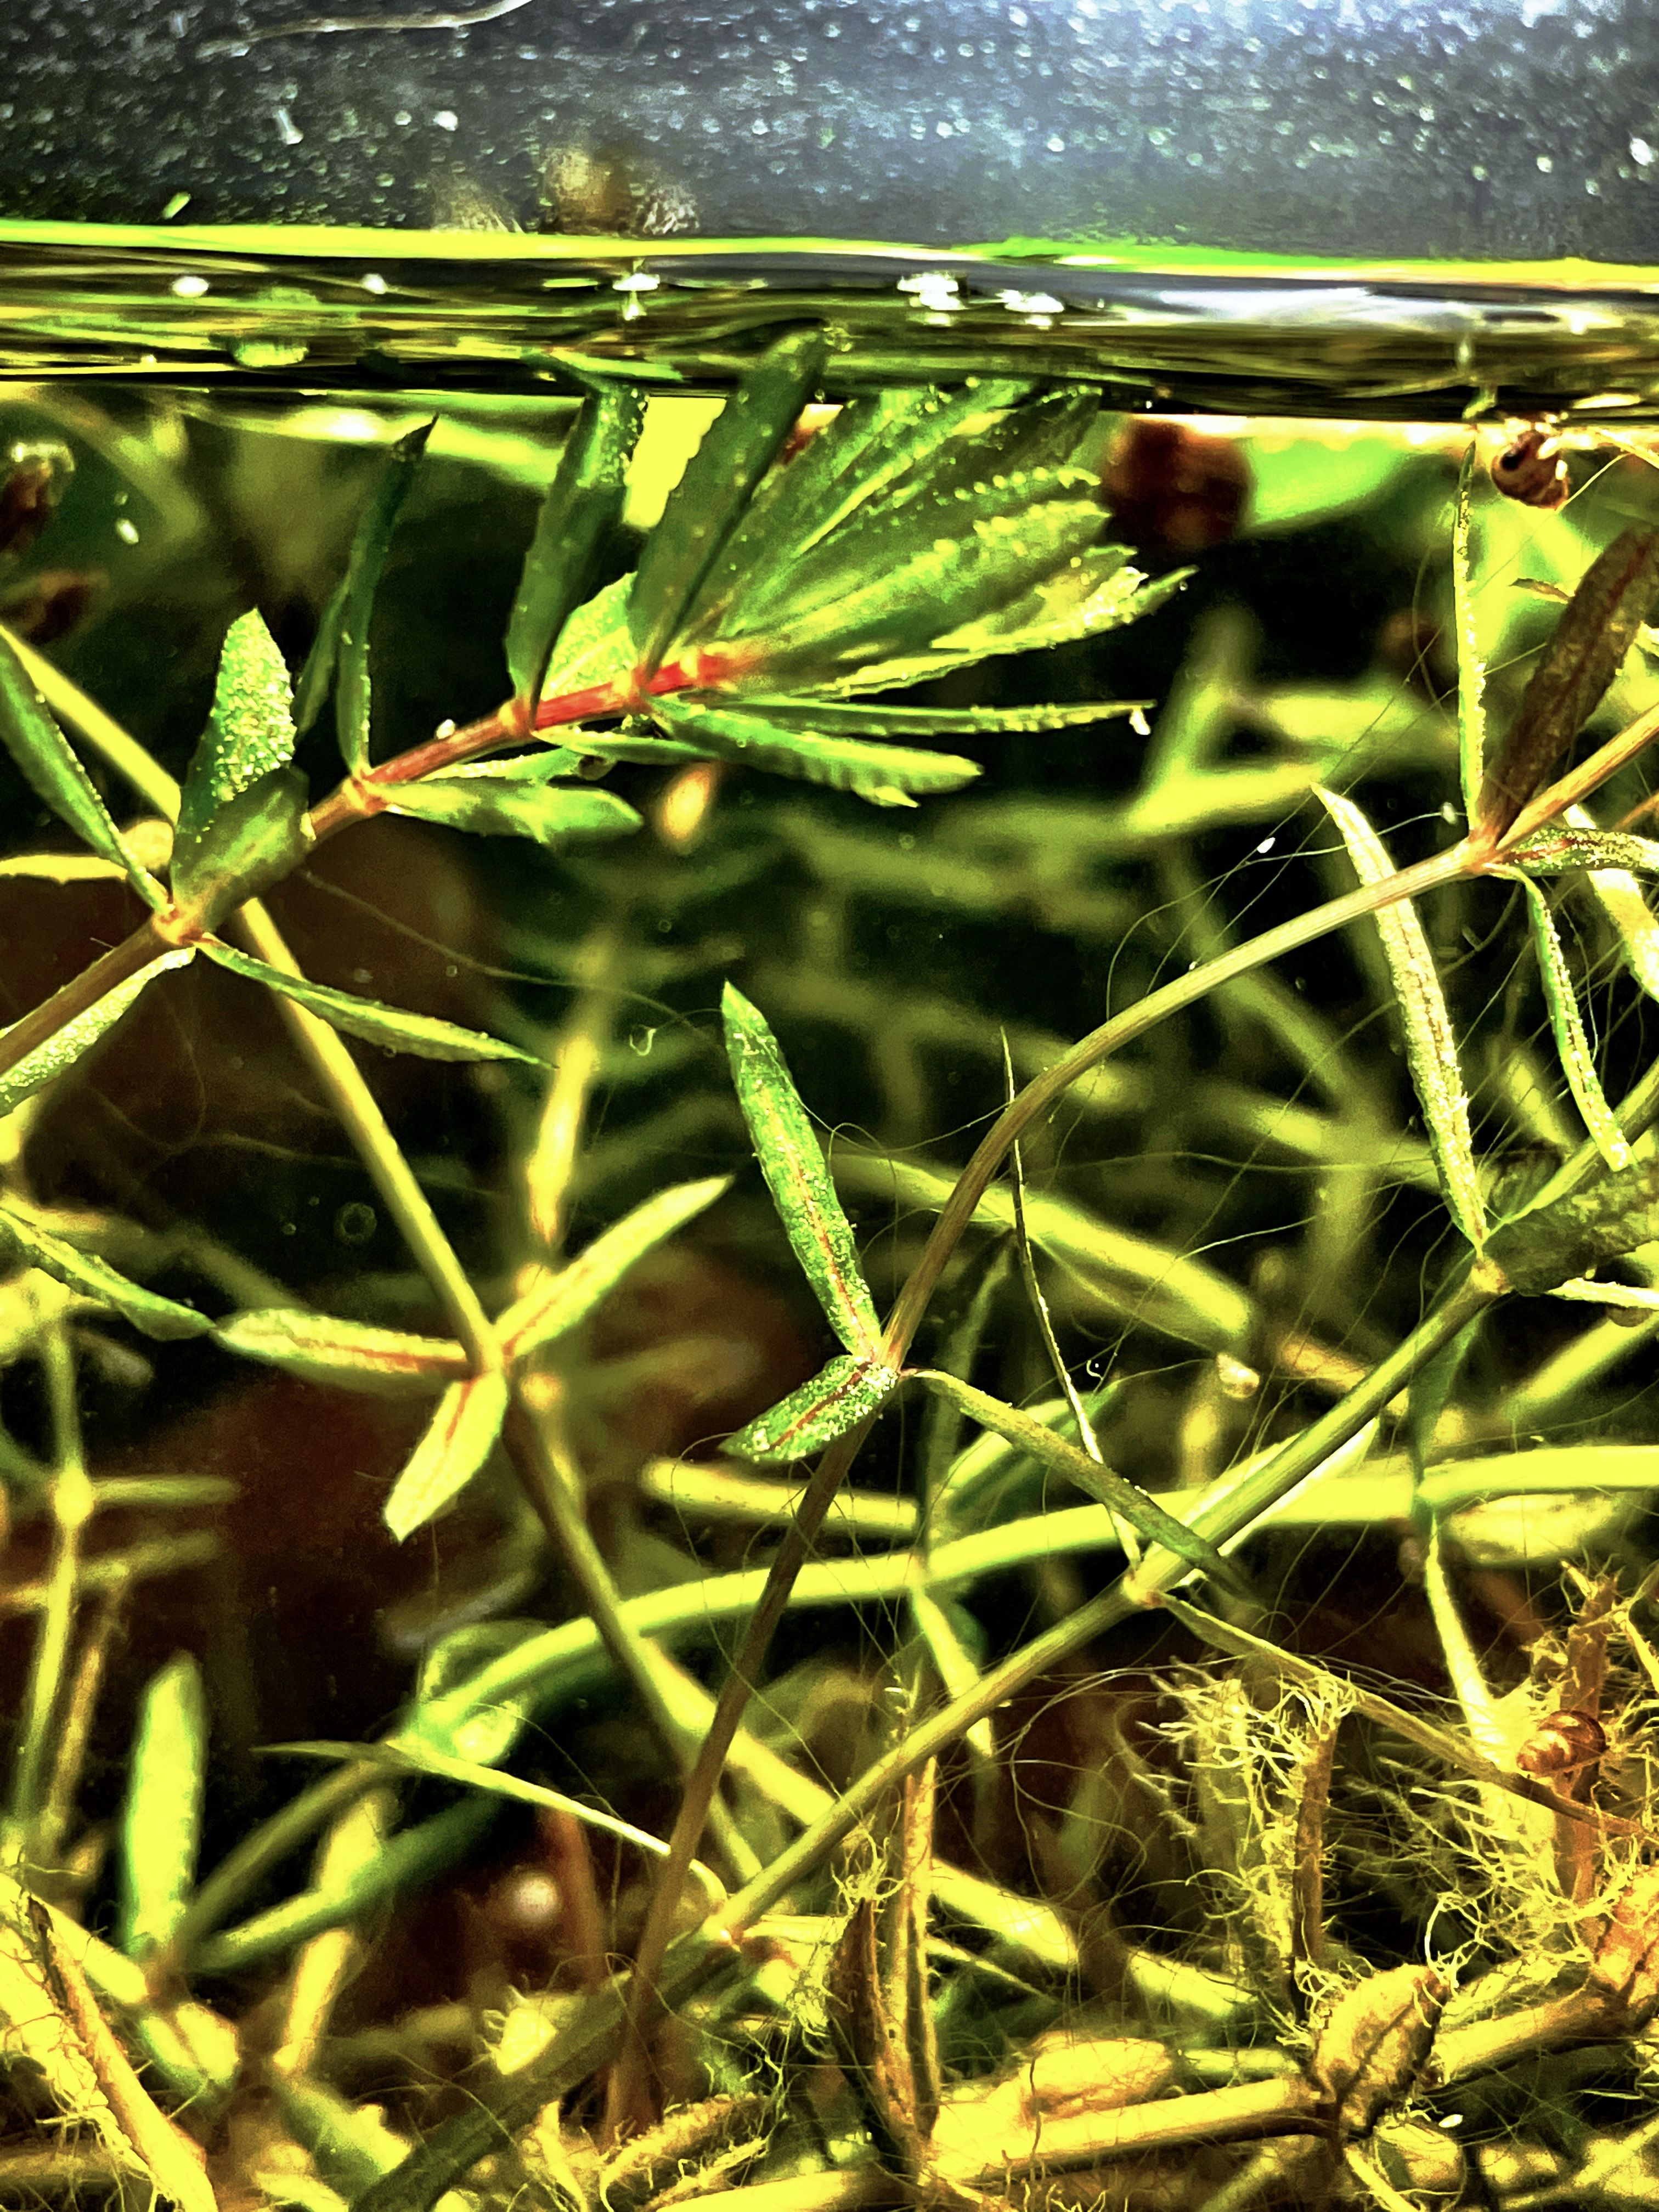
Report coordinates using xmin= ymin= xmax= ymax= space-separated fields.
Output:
xmin=1490 ymin=420 xmax=1570 ymax=511
xmin=1515 ymin=1708 xmax=1606 ymax=1776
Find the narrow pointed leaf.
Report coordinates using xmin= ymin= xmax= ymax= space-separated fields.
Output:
xmin=629 ymin=327 xmax=828 ymax=680
xmin=913 ymin=1368 xmax=1249 ymax=1598
xmin=726 ymin=1351 xmax=901 ymax=1464
xmin=652 ymin=698 xmax=978 ymax=808
xmin=538 ymin=572 xmax=633 ymax=699
xmin=1487 ymin=1154 xmax=1659 ymax=1294
xmin=215 ymin=1307 xmax=468 ymax=1394
xmin=381 ymin=775 xmax=640 ymax=847
xmin=176 ymin=609 xmax=297 ymax=867
xmin=500 ymin=1174 xmax=731 ymax=1358
xmin=383 ymin=1369 xmax=510 ymax=1539
xmin=1583 ymin=862 xmax=1659 ymax=1000
xmin=722 ymin=982 xmax=882 ymax=1357
xmin=506 ymin=387 xmax=644 ymax=718
xmin=1474 ymin=527 xmax=1659 ymax=842
xmin=0 ymin=949 xmax=194 ymax=1121
xmin=199 ymin=938 xmax=540 ymax=1065
xmin=119 ymin=1654 xmax=206 ymax=1959
xmin=169 ymin=762 xmax=312 ymax=931
xmin=1453 ymin=446 xmax=1488 ymax=823
xmin=1519 ymin=874 xmax=1629 ymax=1170
xmin=294 ymin=420 xmax=436 ymax=767
xmin=716 ymin=695 xmax=1147 ymax=740
xmin=1320 ymin=788 xmax=1485 ymax=1248
xmin=1508 ymin=825 xmax=1659 ymax=877
xmin=685 ymin=379 xmax=1053 ymax=639
xmin=0 ymin=629 xmax=159 ymax=905
xmin=724 ymin=469 xmax=1104 ymax=683
xmin=1405 ymin=1314 xmax=1483 ymax=1483
xmin=0 ymin=1199 xmax=210 ymax=1339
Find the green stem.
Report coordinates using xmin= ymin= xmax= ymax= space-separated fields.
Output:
xmin=8 ymin=1330 xmax=92 ymax=1849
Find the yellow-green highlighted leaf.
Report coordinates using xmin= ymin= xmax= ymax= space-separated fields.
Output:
xmin=0 ymin=629 xmax=160 ymax=905
xmin=500 ymin=1175 xmax=731 ymax=1358
xmin=1519 ymin=874 xmax=1629 ymax=1171
xmin=0 ymin=1198 xmax=211 ymax=1340
xmin=119 ymin=1654 xmax=206 ymax=1959
xmin=1320 ymin=787 xmax=1484 ymax=1248
xmin=0 ymin=949 xmax=193 ymax=1121
xmin=725 ymin=1352 xmax=901 ymax=1464
xmin=215 ymin=1308 xmax=468 ymax=1393
xmin=383 ymin=1369 xmax=510 ymax=1539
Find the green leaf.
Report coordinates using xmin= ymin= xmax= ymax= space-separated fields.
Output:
xmin=176 ymin=610 xmax=297 ymax=868
xmin=1507 ymin=825 xmax=1659 ymax=876
xmin=1487 ymin=1155 xmax=1659 ymax=1295
xmin=1404 ymin=1314 xmax=1483 ymax=1485
xmin=294 ymin=420 xmax=436 ymax=769
xmin=215 ymin=1307 xmax=468 ymax=1394
xmin=722 ymin=467 xmax=1105 ymax=685
xmin=506 ymin=387 xmax=644 ymax=718
xmin=1474 ymin=527 xmax=1659 ymax=843
xmin=1519 ymin=874 xmax=1629 ymax=1170
xmin=538 ymin=573 xmax=633 ymax=701
xmin=912 ymin=1368 xmax=1249 ymax=1599
xmin=652 ymin=698 xmax=979 ymax=808
xmin=119 ymin=1654 xmax=206 ymax=1959
xmin=835 ymin=1149 xmax=1252 ymax=1356
xmin=1453 ymin=446 xmax=1488 ymax=825
xmin=198 ymin=939 xmax=540 ymax=1066
xmin=725 ymin=1351 xmax=901 ymax=1464
xmin=684 ymin=379 xmax=1055 ymax=639
xmin=1319 ymin=788 xmax=1485 ymax=1249
xmin=381 ymin=776 xmax=640 ymax=848
xmin=168 ymin=763 xmax=312 ymax=932
xmin=382 ymin=1369 xmax=510 ymax=1540
xmin=281 ymin=1739 xmax=681 ymax=1863
xmin=715 ymin=695 xmax=1148 ymax=740
xmin=0 ymin=949 xmax=194 ymax=1122
xmin=722 ymin=982 xmax=882 ymax=1358
xmin=0 ymin=629 xmax=160 ymax=906
xmin=0 ymin=1198 xmax=211 ymax=1340
xmin=628 ymin=327 xmax=828 ymax=680
xmin=500 ymin=1175 xmax=731 ymax=1358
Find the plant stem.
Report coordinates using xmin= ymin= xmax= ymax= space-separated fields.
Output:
xmin=610 ymin=832 xmax=1477 ymax=2118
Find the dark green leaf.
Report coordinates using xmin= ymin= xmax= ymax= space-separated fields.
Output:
xmin=383 ymin=1370 xmax=510 ymax=1539
xmin=381 ymin=775 xmax=640 ymax=848
xmin=723 ymin=981 xmax=882 ymax=1357
xmin=725 ymin=1352 xmax=901 ymax=1464
xmin=628 ymin=327 xmax=829 ymax=680
xmin=913 ymin=1367 xmax=1249 ymax=1598
xmin=119 ymin=1654 xmax=206 ymax=1959
xmin=168 ymin=763 xmax=312 ymax=932
xmin=0 ymin=949 xmax=194 ymax=1121
xmin=0 ymin=629 xmax=160 ymax=906
xmin=199 ymin=938 xmax=541 ymax=1065
xmin=652 ymin=698 xmax=979 ymax=808
xmin=1404 ymin=1316 xmax=1482 ymax=1486
xmin=500 ymin=1175 xmax=731 ymax=1358
xmin=1487 ymin=1155 xmax=1659 ymax=1295
xmin=0 ymin=1199 xmax=211 ymax=1340
xmin=215 ymin=1308 xmax=468 ymax=1394
xmin=294 ymin=420 xmax=436 ymax=768
xmin=506 ymin=388 xmax=644 ymax=720
xmin=1475 ymin=527 xmax=1659 ymax=842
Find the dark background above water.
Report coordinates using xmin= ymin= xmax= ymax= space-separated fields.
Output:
xmin=4 ymin=0 xmax=1659 ymax=259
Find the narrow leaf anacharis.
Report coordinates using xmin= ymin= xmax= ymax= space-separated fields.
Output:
xmin=382 ymin=1369 xmax=511 ymax=1540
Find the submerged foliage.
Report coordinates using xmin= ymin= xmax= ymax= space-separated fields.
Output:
xmin=0 ymin=352 xmax=1657 ymax=2210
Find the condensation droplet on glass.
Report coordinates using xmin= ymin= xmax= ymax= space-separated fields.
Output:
xmin=629 ymin=1026 xmax=658 ymax=1057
